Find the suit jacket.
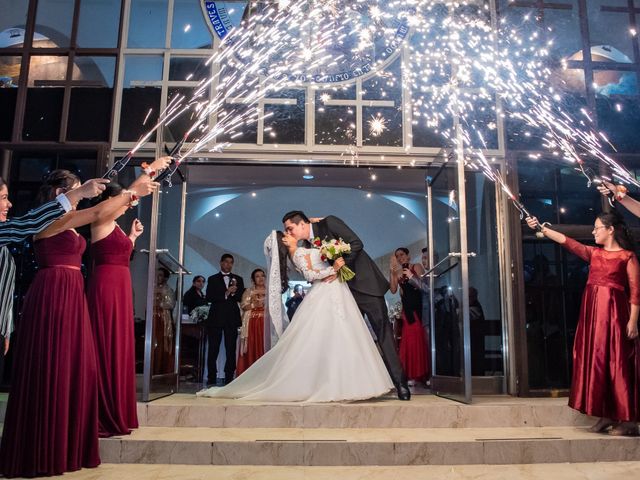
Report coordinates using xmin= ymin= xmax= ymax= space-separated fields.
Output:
xmin=313 ymin=215 xmax=389 ymax=297
xmin=205 ymin=272 xmax=245 ymax=329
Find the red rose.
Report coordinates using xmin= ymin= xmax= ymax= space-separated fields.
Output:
xmin=314 ymin=239 xmax=321 ymax=247
xmin=321 ymin=255 xmax=327 ymax=261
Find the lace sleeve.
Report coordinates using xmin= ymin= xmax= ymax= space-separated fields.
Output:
xmin=627 ymin=253 xmax=640 ymax=306
xmin=294 ymin=251 xmax=335 ymax=282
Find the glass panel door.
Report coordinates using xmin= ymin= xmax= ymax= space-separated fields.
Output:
xmin=426 ymin=161 xmax=472 ymax=403
xmin=143 ymin=167 xmax=188 ymax=401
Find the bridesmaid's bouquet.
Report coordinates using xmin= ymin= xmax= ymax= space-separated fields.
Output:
xmin=314 ymin=237 xmax=356 ymax=282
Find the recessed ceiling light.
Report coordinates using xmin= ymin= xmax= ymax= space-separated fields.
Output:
xmin=400 ymin=214 xmax=406 ymax=219
xmin=303 ymin=174 xmax=314 ymax=180
xmin=366 ymin=193 xmax=372 ymax=198
xmin=251 ymin=192 xmax=257 ymax=197
xmin=215 ymin=213 xmax=220 ymax=218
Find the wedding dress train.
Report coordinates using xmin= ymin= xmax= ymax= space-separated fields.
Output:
xmin=197 ymin=247 xmax=393 ymax=402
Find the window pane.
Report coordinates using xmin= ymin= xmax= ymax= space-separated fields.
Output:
xmin=72 ymin=56 xmax=116 ymax=87
xmin=263 ymin=89 xmax=305 ymax=145
xmin=23 ymin=56 xmax=68 ymax=141
xmin=168 ymin=57 xmax=211 ymax=81
xmin=164 ymin=87 xmax=210 ymax=143
xmin=0 ymin=57 xmax=19 ymax=140
xmin=362 ymin=106 xmax=402 ymax=147
xmin=119 ymin=56 xmax=164 ymax=142
xmin=315 ymin=104 xmax=355 ymax=146
xmin=34 ymin=0 xmax=75 ymax=48
xmin=588 ymin=1 xmax=635 ymax=62
xmin=543 ymin=1 xmax=581 ymax=62
xmin=128 ymin=0 xmax=168 ymax=48
xmin=0 ymin=0 xmax=29 ymax=48
xmin=171 ymin=0 xmax=212 ymax=49
xmin=77 ymin=0 xmax=121 ymax=48
xmin=68 ymin=57 xmax=116 ymax=141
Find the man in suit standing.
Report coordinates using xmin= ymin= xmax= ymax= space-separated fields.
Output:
xmin=205 ymin=254 xmax=245 ymax=386
xmin=283 ymin=211 xmax=411 ymax=400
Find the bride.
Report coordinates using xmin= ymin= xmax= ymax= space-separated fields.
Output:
xmin=197 ymin=230 xmax=393 ymax=402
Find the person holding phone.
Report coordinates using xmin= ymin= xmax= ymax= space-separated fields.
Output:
xmin=204 ymin=254 xmax=245 ymax=386
xmin=390 ymin=247 xmax=430 ymax=385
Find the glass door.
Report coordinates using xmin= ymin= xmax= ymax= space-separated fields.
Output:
xmin=142 ymin=166 xmax=188 ymax=401
xmin=426 ymin=158 xmax=472 ymax=403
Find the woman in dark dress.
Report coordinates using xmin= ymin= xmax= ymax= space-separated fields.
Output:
xmin=183 ymin=275 xmax=207 ymax=314
xmin=390 ymin=247 xmax=430 ymax=383
xmin=527 ymin=212 xmax=640 ymax=436
xmin=0 ymin=170 xmax=156 ymax=477
xmin=87 ymin=157 xmax=168 ymax=438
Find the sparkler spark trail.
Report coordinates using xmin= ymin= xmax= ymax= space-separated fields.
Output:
xmin=160 ymin=0 xmax=639 ymax=207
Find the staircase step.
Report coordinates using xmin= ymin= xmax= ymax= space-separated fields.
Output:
xmin=139 ymin=394 xmax=593 ymax=429
xmin=61 ymin=462 xmax=640 ymax=479
xmin=100 ymin=426 xmax=640 ymax=466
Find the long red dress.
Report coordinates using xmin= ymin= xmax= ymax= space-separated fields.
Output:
xmin=0 ymin=231 xmax=100 ymax=477
xmin=563 ymin=237 xmax=640 ymax=421
xmin=87 ymin=226 xmax=138 ymax=437
xmin=399 ymin=266 xmax=430 ymax=381
xmin=236 ymin=288 xmax=265 ymax=375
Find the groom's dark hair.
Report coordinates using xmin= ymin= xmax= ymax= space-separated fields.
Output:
xmin=282 ymin=210 xmax=310 ymax=224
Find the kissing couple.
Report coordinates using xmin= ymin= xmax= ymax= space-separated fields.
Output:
xmin=198 ymin=211 xmax=410 ymax=402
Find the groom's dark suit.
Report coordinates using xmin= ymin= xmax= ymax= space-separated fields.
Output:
xmin=312 ymin=216 xmax=407 ymax=387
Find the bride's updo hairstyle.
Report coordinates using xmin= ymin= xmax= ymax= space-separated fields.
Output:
xmin=276 ymin=230 xmax=290 ymax=293
xmin=37 ymin=169 xmax=80 ymax=206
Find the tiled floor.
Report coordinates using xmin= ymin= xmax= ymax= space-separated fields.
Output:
xmin=47 ymin=462 xmax=640 ymax=479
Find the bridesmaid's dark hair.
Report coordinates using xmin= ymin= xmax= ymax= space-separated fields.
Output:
xmin=37 ymin=169 xmax=80 ymax=205
xmin=276 ymin=230 xmax=290 ymax=293
xmin=598 ymin=211 xmax=636 ymax=252
xmin=395 ymin=247 xmax=410 ymax=256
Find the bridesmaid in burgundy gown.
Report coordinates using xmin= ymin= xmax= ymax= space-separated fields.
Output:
xmin=527 ymin=212 xmax=640 ymax=436
xmin=0 ymin=170 xmax=156 ymax=477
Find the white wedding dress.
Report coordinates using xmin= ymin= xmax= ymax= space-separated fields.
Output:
xmin=197 ymin=247 xmax=393 ymax=402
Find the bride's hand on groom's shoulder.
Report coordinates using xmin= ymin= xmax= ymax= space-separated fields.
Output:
xmin=309 ymin=217 xmax=324 ymax=223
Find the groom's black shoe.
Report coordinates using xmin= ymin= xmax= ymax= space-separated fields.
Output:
xmin=396 ymin=382 xmax=411 ymax=401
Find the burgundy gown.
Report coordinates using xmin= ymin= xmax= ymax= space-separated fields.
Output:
xmin=399 ymin=266 xmax=430 ymax=381
xmin=0 ymin=231 xmax=100 ymax=478
xmin=563 ymin=237 xmax=640 ymax=421
xmin=87 ymin=226 xmax=138 ymax=437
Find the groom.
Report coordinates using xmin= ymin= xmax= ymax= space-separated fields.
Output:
xmin=283 ymin=211 xmax=411 ymax=400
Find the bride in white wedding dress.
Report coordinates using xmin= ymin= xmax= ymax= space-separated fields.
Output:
xmin=197 ymin=230 xmax=393 ymax=402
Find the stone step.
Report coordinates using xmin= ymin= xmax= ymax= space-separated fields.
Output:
xmin=60 ymin=462 xmax=640 ymax=479
xmin=138 ymin=394 xmax=593 ymax=429
xmin=100 ymin=425 xmax=640 ymax=466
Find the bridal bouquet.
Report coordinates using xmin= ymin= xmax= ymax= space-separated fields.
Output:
xmin=314 ymin=237 xmax=356 ymax=282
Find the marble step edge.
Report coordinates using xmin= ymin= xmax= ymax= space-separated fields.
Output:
xmin=100 ymin=427 xmax=640 ymax=466
xmin=137 ymin=403 xmax=593 ymax=428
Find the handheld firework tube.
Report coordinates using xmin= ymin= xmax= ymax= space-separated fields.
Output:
xmin=155 ymin=136 xmax=187 ymax=184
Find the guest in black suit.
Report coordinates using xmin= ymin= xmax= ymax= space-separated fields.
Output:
xmin=183 ymin=275 xmax=207 ymax=314
xmin=205 ymin=254 xmax=245 ymax=386
xmin=285 ymin=284 xmax=304 ymax=320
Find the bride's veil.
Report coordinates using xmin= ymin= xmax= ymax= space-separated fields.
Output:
xmin=263 ymin=230 xmax=290 ymax=350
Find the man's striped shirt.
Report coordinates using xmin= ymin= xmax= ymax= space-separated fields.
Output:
xmin=0 ymin=246 xmax=15 ymax=338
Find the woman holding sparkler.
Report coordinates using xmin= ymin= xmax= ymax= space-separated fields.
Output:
xmin=87 ymin=156 xmax=170 ymax=438
xmin=526 ymin=212 xmax=639 ymax=436
xmin=0 ymin=170 xmax=158 ymax=477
